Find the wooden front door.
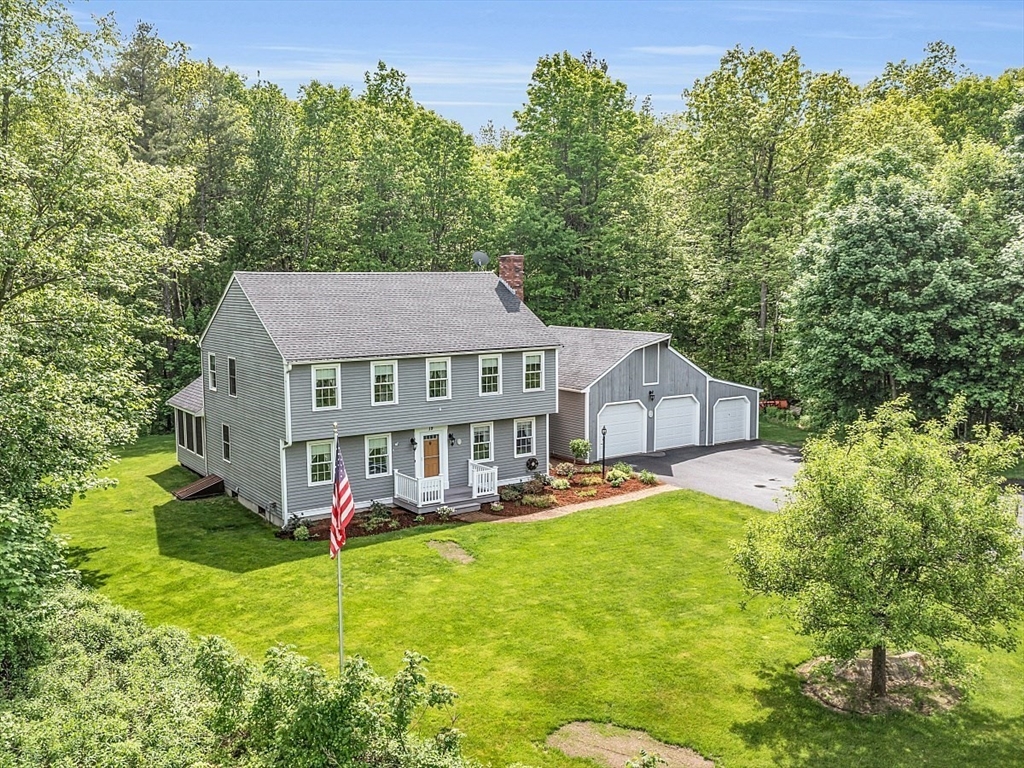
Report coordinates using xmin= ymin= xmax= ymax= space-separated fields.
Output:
xmin=422 ymin=435 xmax=441 ymax=477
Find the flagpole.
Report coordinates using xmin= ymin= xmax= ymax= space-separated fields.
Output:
xmin=334 ymin=422 xmax=344 ymax=676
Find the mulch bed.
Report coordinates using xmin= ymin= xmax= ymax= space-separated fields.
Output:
xmin=277 ymin=465 xmax=657 ymax=540
xmin=487 ymin=477 xmax=650 ymax=518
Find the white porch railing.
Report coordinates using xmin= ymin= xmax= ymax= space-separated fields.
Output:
xmin=469 ymin=461 xmax=498 ymax=498
xmin=394 ymin=472 xmax=445 ymax=507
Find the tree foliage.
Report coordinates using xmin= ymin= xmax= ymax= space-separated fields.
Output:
xmin=734 ymin=397 xmax=1024 ymax=697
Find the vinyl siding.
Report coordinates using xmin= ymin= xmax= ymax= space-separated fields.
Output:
xmin=202 ymin=279 xmax=286 ymax=518
xmin=588 ymin=343 xmax=710 ymax=451
xmin=289 ymin=349 xmax=558 ymax=442
xmin=708 ymin=380 xmax=760 ymax=442
xmin=550 ymin=390 xmax=586 ymax=459
xmin=286 ymin=416 xmax=549 ymax=516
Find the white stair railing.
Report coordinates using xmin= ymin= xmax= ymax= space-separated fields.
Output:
xmin=468 ymin=461 xmax=498 ymax=498
xmin=394 ymin=472 xmax=418 ymax=504
xmin=419 ymin=476 xmax=444 ymax=505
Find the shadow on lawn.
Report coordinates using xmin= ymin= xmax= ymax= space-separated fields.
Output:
xmin=731 ymin=663 xmax=1024 ymax=767
xmin=65 ymin=545 xmax=110 ymax=589
xmin=153 ymin=498 xmax=322 ymax=573
xmin=148 ymin=466 xmax=199 ymax=495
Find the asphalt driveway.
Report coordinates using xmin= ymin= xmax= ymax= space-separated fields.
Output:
xmin=621 ymin=441 xmax=802 ymax=512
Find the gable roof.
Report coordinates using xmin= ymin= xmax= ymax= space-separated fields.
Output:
xmin=549 ymin=326 xmax=672 ymax=391
xmin=230 ymin=271 xmax=560 ymax=363
xmin=167 ymin=376 xmax=205 ymax=413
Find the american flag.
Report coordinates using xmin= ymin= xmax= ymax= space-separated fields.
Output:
xmin=330 ymin=436 xmax=356 ymax=558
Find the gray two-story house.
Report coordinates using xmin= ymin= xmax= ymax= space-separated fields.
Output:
xmin=168 ymin=257 xmax=560 ymax=527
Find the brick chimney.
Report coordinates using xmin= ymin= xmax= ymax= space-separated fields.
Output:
xmin=498 ymin=253 xmax=525 ymax=302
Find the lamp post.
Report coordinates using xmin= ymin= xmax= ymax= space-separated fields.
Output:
xmin=601 ymin=425 xmax=608 ymax=476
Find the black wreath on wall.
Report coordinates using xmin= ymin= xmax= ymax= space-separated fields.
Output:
xmin=525 ymin=457 xmax=539 ymax=471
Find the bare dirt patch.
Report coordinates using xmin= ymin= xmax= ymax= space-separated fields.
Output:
xmin=547 ymin=721 xmax=714 ymax=768
xmin=426 ymin=540 xmax=474 ymax=564
xmin=797 ymin=652 xmax=962 ymax=715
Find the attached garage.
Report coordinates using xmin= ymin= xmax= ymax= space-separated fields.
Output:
xmin=597 ymin=401 xmax=647 ymax=458
xmin=713 ymin=397 xmax=750 ymax=444
xmin=549 ymin=326 xmax=760 ymax=460
xmin=655 ymin=395 xmax=700 ymax=450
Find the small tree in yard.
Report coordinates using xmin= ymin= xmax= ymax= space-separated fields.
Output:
xmin=734 ymin=396 xmax=1024 ymax=699
xmin=569 ymin=439 xmax=591 ymax=464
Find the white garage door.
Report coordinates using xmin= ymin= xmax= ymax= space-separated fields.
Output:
xmin=655 ymin=396 xmax=699 ymax=450
xmin=714 ymin=398 xmax=749 ymax=444
xmin=597 ymin=402 xmax=646 ymax=459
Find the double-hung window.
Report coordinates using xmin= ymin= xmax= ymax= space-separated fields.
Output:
xmin=176 ymin=410 xmax=186 ymax=447
xmin=372 ymin=361 xmax=397 ymax=405
xmin=514 ymin=417 xmax=535 ymax=457
xmin=479 ymin=354 xmax=501 ymax=395
xmin=313 ymin=365 xmax=341 ymax=410
xmin=208 ymin=354 xmax=217 ymax=390
xmin=228 ymin=357 xmax=237 ymax=397
xmin=426 ymin=358 xmax=450 ymax=400
xmin=308 ymin=440 xmax=334 ymax=485
xmin=523 ymin=352 xmax=544 ymax=391
xmin=471 ymin=423 xmax=493 ymax=462
xmin=365 ymin=434 xmax=391 ymax=477
xmin=222 ymin=424 xmax=231 ymax=462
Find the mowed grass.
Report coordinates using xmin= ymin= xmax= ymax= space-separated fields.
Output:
xmin=758 ymin=415 xmax=813 ymax=447
xmin=58 ymin=436 xmax=1024 ymax=768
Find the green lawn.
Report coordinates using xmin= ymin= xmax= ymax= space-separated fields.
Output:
xmin=58 ymin=436 xmax=1024 ymax=768
xmin=758 ymin=415 xmax=813 ymax=447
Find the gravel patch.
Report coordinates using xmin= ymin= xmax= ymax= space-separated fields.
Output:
xmin=547 ymin=721 xmax=714 ymax=768
xmin=426 ymin=540 xmax=474 ymax=564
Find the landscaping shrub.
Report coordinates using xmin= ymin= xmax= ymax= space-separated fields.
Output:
xmin=523 ymin=477 xmax=546 ymax=495
xmin=569 ymin=438 xmax=591 ymax=463
xmin=521 ymin=494 xmax=557 ymax=509
xmin=575 ymin=489 xmax=598 ymax=498
xmin=578 ymin=464 xmax=603 ymax=474
xmin=499 ymin=484 xmax=523 ymax=502
xmin=489 ymin=502 xmax=504 ymax=512
xmin=292 ymin=524 xmax=310 ymax=541
xmin=577 ymin=475 xmax=603 ymax=487
xmin=612 ymin=461 xmax=634 ymax=476
xmin=605 ymin=469 xmax=631 ymax=484
xmin=551 ymin=478 xmax=570 ymax=490
xmin=638 ymin=470 xmax=658 ymax=485
xmin=435 ymin=505 xmax=456 ymax=522
xmin=364 ymin=500 xmax=398 ymax=532
xmin=554 ymin=462 xmax=576 ymax=478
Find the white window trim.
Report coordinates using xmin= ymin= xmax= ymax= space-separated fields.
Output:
xmin=194 ymin=415 xmax=204 ymax=458
xmin=307 ymin=439 xmax=335 ymax=487
xmin=207 ymin=353 xmax=217 ymax=391
xmin=311 ymin=364 xmax=342 ymax=411
xmin=514 ymin=416 xmax=536 ymax=458
xmin=371 ymin=360 xmax=398 ymax=406
xmin=365 ymin=433 xmax=393 ymax=478
xmin=228 ymin=356 xmax=238 ymax=398
xmin=478 ymin=353 xmax=502 ymax=396
xmin=222 ymin=424 xmax=231 ymax=463
xmin=470 ymin=421 xmax=494 ymax=462
xmin=425 ymin=357 xmax=452 ymax=401
xmin=643 ymin=344 xmax=660 ymax=386
xmin=176 ymin=409 xmax=186 ymax=448
xmin=523 ymin=351 xmax=545 ymax=392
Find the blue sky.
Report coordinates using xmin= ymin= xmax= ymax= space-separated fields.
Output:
xmin=78 ymin=0 xmax=1024 ymax=133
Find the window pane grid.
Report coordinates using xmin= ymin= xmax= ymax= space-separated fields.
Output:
xmin=515 ymin=420 xmax=533 ymax=456
xmin=472 ymin=425 xmax=491 ymax=461
xmin=428 ymin=360 xmax=448 ymax=399
xmin=373 ymin=364 xmax=395 ymax=404
xmin=525 ymin=354 xmax=542 ymax=390
xmin=315 ymin=368 xmax=338 ymax=409
xmin=310 ymin=443 xmax=332 ymax=483
xmin=222 ymin=424 xmax=231 ymax=462
xmin=367 ymin=436 xmax=390 ymax=475
xmin=480 ymin=357 xmax=499 ymax=393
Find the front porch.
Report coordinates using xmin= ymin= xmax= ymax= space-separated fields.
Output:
xmin=393 ymin=460 xmax=499 ymax=514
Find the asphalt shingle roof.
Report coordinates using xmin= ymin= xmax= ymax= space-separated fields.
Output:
xmin=549 ymin=326 xmax=672 ymax=390
xmin=232 ymin=271 xmax=560 ymax=362
xmin=167 ymin=376 xmax=205 ymax=413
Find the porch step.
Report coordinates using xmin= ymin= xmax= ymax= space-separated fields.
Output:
xmin=394 ymin=487 xmax=499 ymax=516
xmin=172 ymin=474 xmax=224 ymax=500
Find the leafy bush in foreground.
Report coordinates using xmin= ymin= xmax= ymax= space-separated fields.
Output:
xmin=0 ymin=586 xmax=477 ymax=768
